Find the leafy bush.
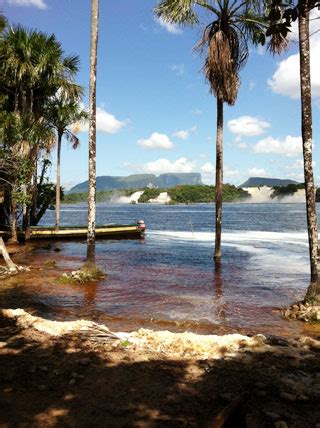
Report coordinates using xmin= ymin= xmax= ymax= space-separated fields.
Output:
xmin=138 ymin=188 xmax=162 ymax=203
xmin=270 ymin=183 xmax=304 ymax=199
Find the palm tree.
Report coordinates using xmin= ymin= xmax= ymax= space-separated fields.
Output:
xmin=265 ymin=1 xmax=319 ymax=300
xmin=0 ymin=26 xmax=81 ymax=239
xmin=86 ymin=0 xmax=99 ymax=269
xmin=155 ymin=0 xmax=265 ymax=262
xmin=298 ymin=4 xmax=319 ymax=299
xmin=47 ymin=89 xmax=87 ymax=229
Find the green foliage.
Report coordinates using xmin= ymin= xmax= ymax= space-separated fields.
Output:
xmin=56 ymin=266 xmax=106 ymax=284
xmin=64 ymin=185 xmax=250 ymax=205
xmin=120 ymin=339 xmax=131 ymax=348
xmin=168 ymin=184 xmax=250 ymax=204
xmin=316 ymin=188 xmax=320 ymax=203
xmin=221 ymin=184 xmax=251 ymax=202
xmin=154 ymin=0 xmax=200 ymax=26
xmin=168 ymin=185 xmax=213 ymax=204
xmin=270 ymin=183 xmax=305 ymax=200
xmin=0 ymin=24 xmax=83 ymax=231
xmin=62 ymin=189 xmax=133 ymax=204
xmin=138 ymin=188 xmax=162 ymax=203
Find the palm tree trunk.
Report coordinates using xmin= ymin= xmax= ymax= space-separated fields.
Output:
xmin=214 ymin=97 xmax=223 ymax=262
xmin=86 ymin=0 xmax=99 ymax=268
xmin=55 ymin=131 xmax=62 ymax=230
xmin=298 ymin=6 xmax=320 ymax=300
xmin=0 ymin=237 xmax=17 ymax=272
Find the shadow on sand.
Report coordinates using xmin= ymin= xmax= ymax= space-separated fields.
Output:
xmin=1 ymin=313 xmax=320 ymax=428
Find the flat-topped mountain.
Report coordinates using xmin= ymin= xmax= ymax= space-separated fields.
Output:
xmin=69 ymin=173 xmax=202 ymax=194
xmin=240 ymin=177 xmax=299 ymax=188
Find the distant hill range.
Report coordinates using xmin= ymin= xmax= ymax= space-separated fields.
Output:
xmin=240 ymin=177 xmax=299 ymax=188
xmin=69 ymin=173 xmax=202 ymax=194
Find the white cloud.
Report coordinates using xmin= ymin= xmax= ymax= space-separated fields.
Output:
xmin=191 ymin=108 xmax=203 ymax=116
xmin=286 ymin=159 xmax=316 ymax=170
xmin=228 ymin=116 xmax=271 ymax=137
xmin=137 ymin=132 xmax=173 ymax=149
xmin=286 ymin=159 xmax=304 ymax=170
xmin=253 ymin=135 xmax=302 ymax=157
xmin=7 ymin=0 xmax=47 ymax=8
xmin=173 ymin=126 xmax=197 ymax=140
xmin=124 ymin=156 xmax=242 ymax=185
xmin=139 ymin=157 xmax=196 ymax=174
xmin=200 ymin=162 xmax=215 ymax=184
xmin=171 ymin=63 xmax=185 ymax=76
xmin=247 ymin=167 xmax=267 ymax=177
xmin=236 ymin=142 xmax=247 ymax=150
xmin=201 ymin=162 xmax=214 ymax=174
xmin=225 ymin=166 xmax=240 ymax=179
xmin=96 ymin=107 xmax=126 ymax=134
xmin=156 ymin=17 xmax=182 ymax=35
xmin=268 ymin=10 xmax=320 ymax=99
xmin=78 ymin=106 xmax=126 ymax=134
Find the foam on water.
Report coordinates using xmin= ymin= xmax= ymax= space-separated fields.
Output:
xmin=149 ymin=229 xmax=307 ymax=245
xmin=149 ymin=229 xmax=310 ymax=274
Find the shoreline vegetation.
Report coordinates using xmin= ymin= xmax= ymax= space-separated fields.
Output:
xmin=62 ymin=183 xmax=320 ymax=205
xmin=63 ymin=184 xmax=250 ymax=204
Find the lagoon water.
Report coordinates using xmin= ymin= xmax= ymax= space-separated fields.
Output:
xmin=13 ymin=201 xmax=314 ymax=337
xmin=2 ymin=202 xmax=320 ymax=336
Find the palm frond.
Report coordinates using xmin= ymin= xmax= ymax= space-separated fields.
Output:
xmin=267 ymin=32 xmax=289 ymax=54
xmin=65 ymin=130 xmax=80 ymax=150
xmin=196 ymin=10 xmax=249 ymax=105
xmin=154 ymin=0 xmax=199 ymax=25
xmin=0 ymin=12 xmax=6 ymax=33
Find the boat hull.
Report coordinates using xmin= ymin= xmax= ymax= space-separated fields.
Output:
xmin=0 ymin=224 xmax=145 ymax=241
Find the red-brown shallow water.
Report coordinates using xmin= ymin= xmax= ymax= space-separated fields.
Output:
xmin=1 ymin=203 xmax=320 ymax=338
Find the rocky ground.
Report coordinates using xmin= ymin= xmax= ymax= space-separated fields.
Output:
xmin=0 ymin=309 xmax=320 ymax=428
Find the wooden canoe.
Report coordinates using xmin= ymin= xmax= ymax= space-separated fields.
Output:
xmin=0 ymin=222 xmax=146 ymax=241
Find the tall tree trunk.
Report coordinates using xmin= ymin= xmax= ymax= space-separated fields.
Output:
xmin=86 ymin=0 xmax=99 ymax=268
xmin=31 ymin=156 xmax=38 ymax=226
xmin=23 ymin=205 xmax=31 ymax=240
xmin=55 ymin=131 xmax=62 ymax=230
xmin=39 ymin=156 xmax=49 ymax=188
xmin=0 ymin=237 xmax=17 ymax=272
xmin=299 ymin=5 xmax=320 ymax=300
xmin=214 ymin=97 xmax=223 ymax=262
xmin=9 ymin=193 xmax=18 ymax=244
xmin=10 ymin=186 xmax=18 ymax=244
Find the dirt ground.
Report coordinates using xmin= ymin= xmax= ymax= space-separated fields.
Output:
xmin=0 ymin=310 xmax=320 ymax=428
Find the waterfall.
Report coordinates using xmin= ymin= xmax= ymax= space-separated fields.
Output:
xmin=243 ymin=187 xmax=306 ymax=203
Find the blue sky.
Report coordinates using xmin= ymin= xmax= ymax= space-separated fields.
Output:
xmin=1 ymin=0 xmax=320 ymax=188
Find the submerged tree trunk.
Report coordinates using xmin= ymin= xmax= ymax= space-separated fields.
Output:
xmin=55 ymin=132 xmax=62 ymax=230
xmin=86 ymin=0 xmax=99 ymax=268
xmin=214 ymin=97 xmax=223 ymax=262
xmin=0 ymin=237 xmax=17 ymax=272
xmin=298 ymin=6 xmax=320 ymax=299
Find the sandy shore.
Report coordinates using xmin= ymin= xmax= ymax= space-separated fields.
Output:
xmin=1 ymin=308 xmax=320 ymax=427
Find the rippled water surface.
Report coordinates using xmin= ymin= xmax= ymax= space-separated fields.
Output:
xmin=2 ymin=203 xmax=320 ymax=336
